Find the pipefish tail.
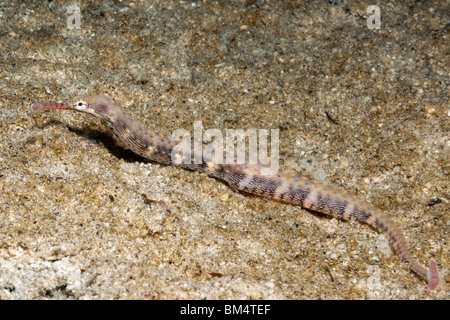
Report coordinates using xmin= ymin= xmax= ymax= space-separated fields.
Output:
xmin=34 ymin=95 xmax=440 ymax=290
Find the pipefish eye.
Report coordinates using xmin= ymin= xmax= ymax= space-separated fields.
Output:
xmin=74 ymin=100 xmax=88 ymax=110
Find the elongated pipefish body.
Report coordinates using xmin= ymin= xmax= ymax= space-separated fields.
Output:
xmin=33 ymin=95 xmax=440 ymax=290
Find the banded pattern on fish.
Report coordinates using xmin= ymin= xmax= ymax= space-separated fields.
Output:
xmin=34 ymin=95 xmax=440 ymax=290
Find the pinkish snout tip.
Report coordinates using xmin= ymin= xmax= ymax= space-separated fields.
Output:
xmin=34 ymin=101 xmax=70 ymax=109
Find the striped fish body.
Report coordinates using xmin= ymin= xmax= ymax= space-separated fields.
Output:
xmin=33 ymin=95 xmax=440 ymax=290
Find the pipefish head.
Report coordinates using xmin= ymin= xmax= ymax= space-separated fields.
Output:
xmin=34 ymin=95 xmax=118 ymax=124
